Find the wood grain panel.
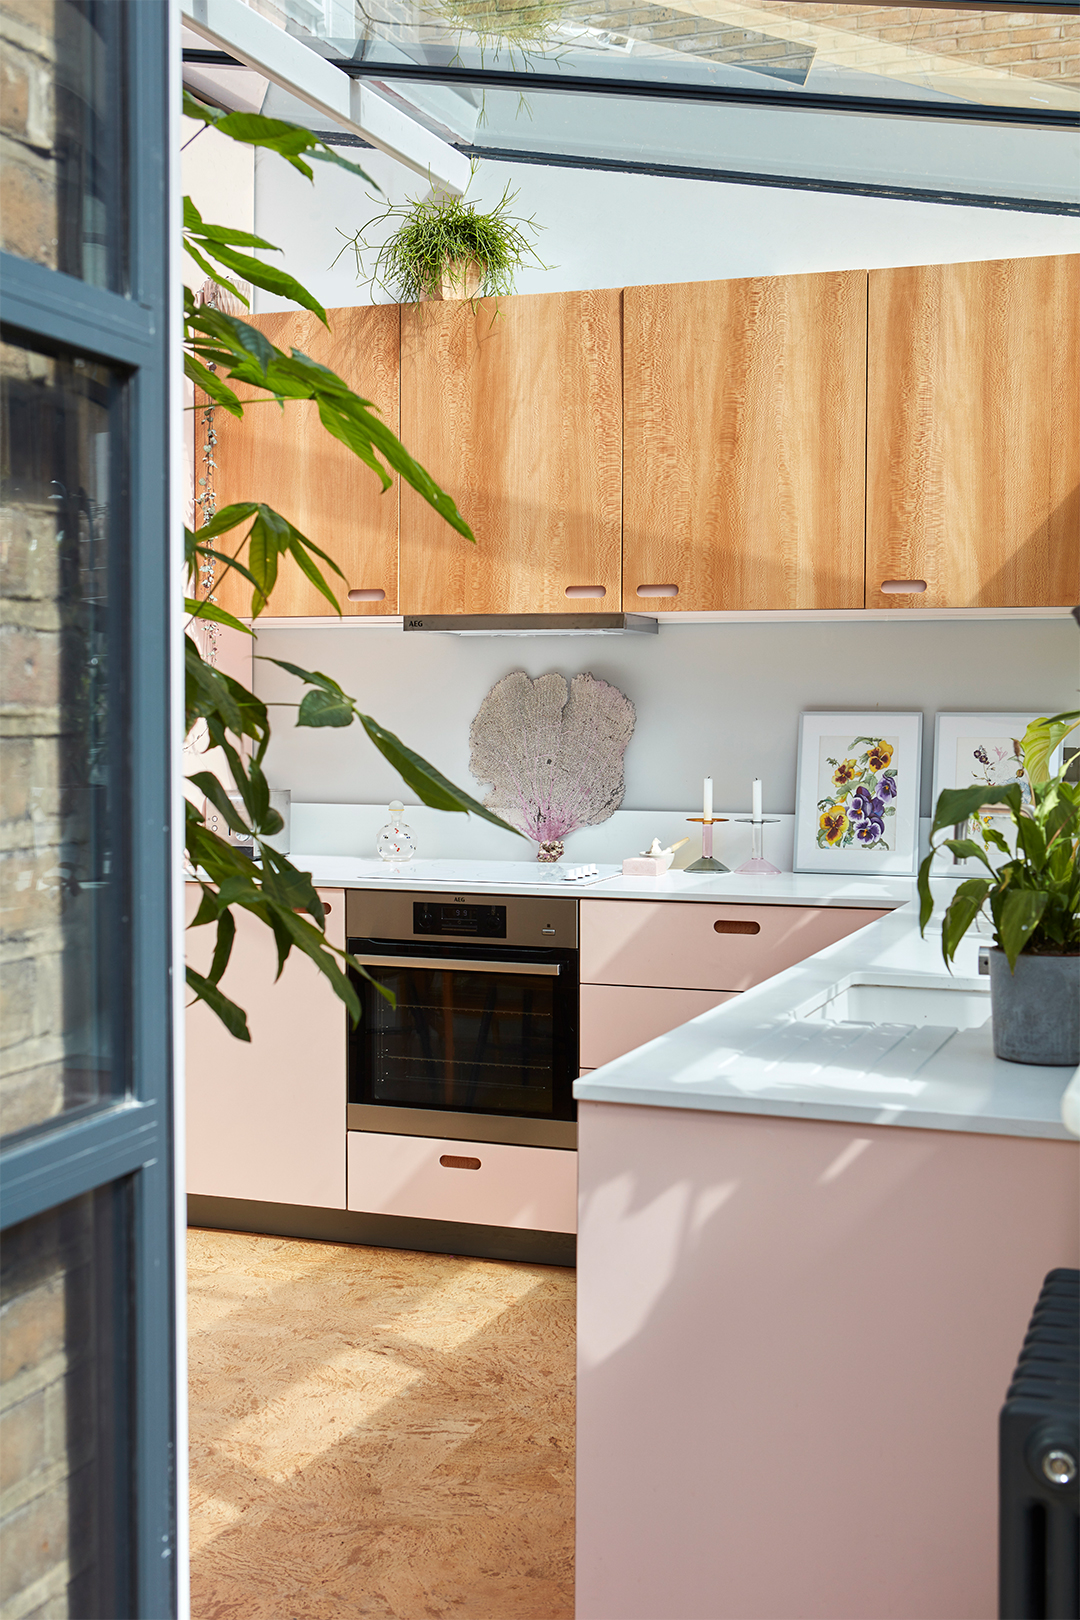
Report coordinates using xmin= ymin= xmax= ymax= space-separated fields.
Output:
xmin=867 ymin=254 xmax=1080 ymax=609
xmin=622 ymin=271 xmax=867 ymax=612
xmin=399 ymin=290 xmax=622 ymax=614
xmin=209 ymin=305 xmax=400 ymax=617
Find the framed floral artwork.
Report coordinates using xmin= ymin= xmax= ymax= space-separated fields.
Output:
xmin=928 ymin=713 xmax=1063 ymax=873
xmin=794 ymin=712 xmax=923 ymax=876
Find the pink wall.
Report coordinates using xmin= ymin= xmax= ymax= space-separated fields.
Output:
xmin=576 ymin=1101 xmax=1079 ymax=1620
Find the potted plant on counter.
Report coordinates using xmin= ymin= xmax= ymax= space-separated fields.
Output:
xmin=918 ymin=709 xmax=1079 ymax=1066
xmin=332 ymin=182 xmax=546 ymax=305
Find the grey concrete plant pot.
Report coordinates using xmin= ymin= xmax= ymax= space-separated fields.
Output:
xmin=988 ymin=949 xmax=1080 ymax=1066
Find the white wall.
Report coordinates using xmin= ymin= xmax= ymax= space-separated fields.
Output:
xmin=186 ymin=121 xmax=1079 ymax=848
xmin=251 ymin=618 xmax=1079 ymax=822
xmin=249 ymin=143 xmax=1080 ymax=313
xmin=180 ymin=116 xmax=255 ymax=293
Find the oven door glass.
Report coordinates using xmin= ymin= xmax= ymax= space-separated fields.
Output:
xmin=348 ymin=940 xmax=577 ymax=1121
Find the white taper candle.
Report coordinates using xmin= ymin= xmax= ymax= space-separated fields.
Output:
xmin=752 ymin=778 xmax=762 ymax=822
xmin=703 ymin=776 xmax=713 ymax=820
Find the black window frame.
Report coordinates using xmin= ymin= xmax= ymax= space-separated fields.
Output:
xmin=0 ymin=3 xmax=177 ymax=1615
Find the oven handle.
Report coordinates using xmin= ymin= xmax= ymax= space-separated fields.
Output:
xmin=353 ymin=953 xmax=560 ymax=976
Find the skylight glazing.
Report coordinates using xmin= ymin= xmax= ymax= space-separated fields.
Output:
xmin=206 ymin=0 xmax=1080 ymax=208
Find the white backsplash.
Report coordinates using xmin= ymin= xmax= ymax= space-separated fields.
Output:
xmin=291 ymin=804 xmax=941 ymax=872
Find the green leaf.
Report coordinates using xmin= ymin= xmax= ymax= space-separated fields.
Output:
xmin=184 ymin=351 xmax=244 ymax=416
xmin=995 ymin=889 xmax=1049 ymax=971
xmin=245 ymin=508 xmax=287 ymax=609
xmin=189 ymin=216 xmax=282 ymax=254
xmin=308 ymin=145 xmax=379 ymax=182
xmin=189 ymin=502 xmax=260 ymax=542
xmin=191 ymin=238 xmax=329 ymax=325
xmin=930 ymin=783 xmax=1023 ymax=840
xmin=1021 ymin=710 xmax=1080 ymax=787
xmin=189 ymin=544 xmax=261 ymax=595
xmin=182 ymin=95 xmax=379 ymax=190
xmin=208 ymin=908 xmax=236 ymax=986
xmin=938 ymin=838 xmax=996 ymax=872
xmin=285 ymin=534 xmax=345 ymax=614
xmin=184 ymin=598 xmax=254 ymax=635
xmin=189 ymin=771 xmax=249 ymax=835
xmin=357 ymin=713 xmax=522 ymax=835
xmin=940 ymin=879 xmax=992 ymax=967
xmin=183 ymin=236 xmax=252 ymax=306
xmin=186 ymin=966 xmax=251 ymax=1041
xmin=297 ymin=688 xmax=355 ymax=727
xmin=917 ymin=850 xmax=935 ymax=935
xmin=262 ymin=658 xmax=346 ymax=697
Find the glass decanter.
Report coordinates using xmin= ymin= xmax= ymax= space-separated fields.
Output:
xmin=376 ymin=801 xmax=416 ymax=863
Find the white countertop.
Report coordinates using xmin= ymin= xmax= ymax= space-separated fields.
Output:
xmin=192 ymin=855 xmax=1076 ymax=1142
xmin=574 ymin=887 xmax=1078 ymax=1142
xmin=288 ymin=854 xmax=914 ymax=908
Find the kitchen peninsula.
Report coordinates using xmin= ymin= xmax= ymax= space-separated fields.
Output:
xmin=572 ymin=902 xmax=1078 ymax=1620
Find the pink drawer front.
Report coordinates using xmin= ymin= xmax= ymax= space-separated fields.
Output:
xmin=581 ymin=984 xmax=736 ymax=1069
xmin=580 ymin=900 xmax=889 ymax=993
xmin=347 ymin=1132 xmax=577 ymax=1233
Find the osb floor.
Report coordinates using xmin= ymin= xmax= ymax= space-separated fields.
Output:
xmin=187 ymin=1229 xmax=575 ymax=1620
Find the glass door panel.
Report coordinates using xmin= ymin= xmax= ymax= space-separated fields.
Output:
xmin=0 ymin=342 xmax=122 ymax=1140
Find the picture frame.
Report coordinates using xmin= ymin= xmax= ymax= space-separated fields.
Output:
xmin=929 ymin=713 xmax=1063 ymax=873
xmin=794 ymin=712 xmax=923 ymax=876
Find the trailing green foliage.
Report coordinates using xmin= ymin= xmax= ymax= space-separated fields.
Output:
xmin=183 ymin=97 xmax=519 ymax=1038
xmin=434 ymin=0 xmax=565 ymax=68
xmin=918 ymin=711 xmax=1080 ymax=972
xmin=333 ymin=181 xmax=546 ymax=305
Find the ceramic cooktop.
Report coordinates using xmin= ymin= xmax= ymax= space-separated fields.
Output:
xmin=333 ymin=858 xmax=621 ymax=889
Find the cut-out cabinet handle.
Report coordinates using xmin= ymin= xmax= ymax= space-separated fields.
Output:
xmin=636 ymin=583 xmax=679 ymax=598
xmin=879 ymin=580 xmax=927 ymax=595
xmin=440 ymin=1154 xmax=482 ymax=1170
xmin=348 ymin=587 xmax=386 ymax=602
xmin=714 ymin=919 xmax=760 ymax=935
xmin=565 ymin=585 xmax=606 ymax=599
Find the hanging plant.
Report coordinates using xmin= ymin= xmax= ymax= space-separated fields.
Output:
xmin=434 ymin=0 xmax=566 ymax=64
xmin=332 ymin=181 xmax=547 ymax=305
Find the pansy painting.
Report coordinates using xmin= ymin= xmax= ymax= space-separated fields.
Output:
xmin=795 ymin=713 xmax=923 ymax=875
xmin=816 ymin=735 xmax=898 ymax=851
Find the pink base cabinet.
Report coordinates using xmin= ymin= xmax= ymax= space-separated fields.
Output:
xmin=576 ymin=1100 xmax=1079 ymax=1620
xmin=185 ymin=884 xmax=347 ymax=1210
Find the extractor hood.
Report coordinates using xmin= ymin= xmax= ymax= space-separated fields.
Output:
xmin=403 ymin=613 xmax=658 ymax=637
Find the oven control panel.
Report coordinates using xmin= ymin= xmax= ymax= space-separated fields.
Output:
xmin=346 ymin=888 xmax=578 ymax=949
xmin=413 ymin=902 xmax=507 ymax=939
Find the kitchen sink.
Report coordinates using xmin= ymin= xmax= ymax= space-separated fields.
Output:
xmin=797 ymin=972 xmax=990 ymax=1030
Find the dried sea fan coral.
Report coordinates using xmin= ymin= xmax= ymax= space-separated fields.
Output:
xmin=469 ymin=671 xmax=636 ymax=844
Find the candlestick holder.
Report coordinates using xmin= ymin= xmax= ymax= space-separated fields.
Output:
xmin=685 ymin=816 xmax=730 ymax=873
xmin=733 ymin=817 xmax=781 ymax=876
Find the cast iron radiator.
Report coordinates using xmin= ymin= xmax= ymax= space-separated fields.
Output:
xmin=1000 ymin=1268 xmax=1079 ymax=1620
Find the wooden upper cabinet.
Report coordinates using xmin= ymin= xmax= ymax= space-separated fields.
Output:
xmin=622 ymin=271 xmax=867 ymax=612
xmin=866 ymin=255 xmax=1080 ymax=609
xmin=210 ymin=305 xmax=400 ymax=617
xmin=398 ymin=290 xmax=622 ymax=614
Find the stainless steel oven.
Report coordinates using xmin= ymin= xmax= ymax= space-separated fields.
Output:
xmin=345 ymin=889 xmax=578 ymax=1148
